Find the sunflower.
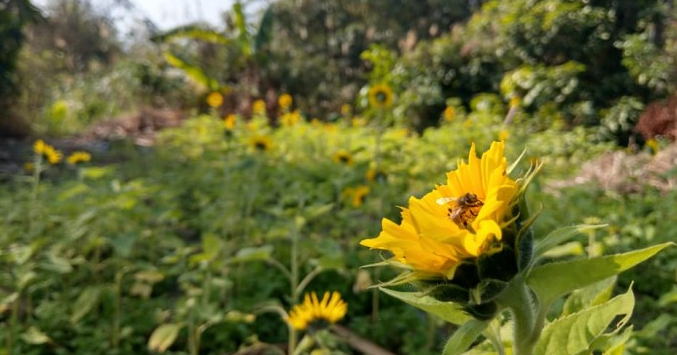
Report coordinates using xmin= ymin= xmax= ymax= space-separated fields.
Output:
xmin=332 ymin=151 xmax=354 ymax=166
xmin=206 ymin=92 xmax=224 ymax=108
xmin=343 ymin=185 xmax=370 ymax=207
xmin=340 ymin=104 xmax=351 ymax=116
xmin=223 ymin=114 xmax=236 ymax=130
xmin=34 ymin=139 xmax=62 ymax=165
xmin=249 ymin=135 xmax=273 ymax=152
xmin=278 ymin=93 xmax=293 ymax=109
xmin=280 ymin=110 xmax=301 ymax=126
xmin=66 ymin=151 xmax=92 ymax=165
xmin=360 ymin=141 xmax=518 ymax=280
xmin=366 ymin=167 xmax=387 ymax=183
xmin=287 ymin=291 xmax=347 ymax=331
xmin=368 ymin=84 xmax=393 ymax=108
xmin=443 ymin=106 xmax=456 ymax=122
xmin=252 ymin=99 xmax=266 ymax=115
xmin=499 ymin=129 xmax=510 ymax=142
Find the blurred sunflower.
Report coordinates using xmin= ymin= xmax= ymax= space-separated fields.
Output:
xmin=368 ymin=84 xmax=393 ymax=108
xmin=280 ymin=110 xmax=301 ymax=126
xmin=34 ymin=139 xmax=62 ymax=165
xmin=499 ymin=129 xmax=510 ymax=141
xmin=249 ymin=135 xmax=273 ymax=152
xmin=366 ymin=167 xmax=387 ymax=183
xmin=342 ymin=185 xmax=370 ymax=207
xmin=340 ymin=104 xmax=351 ymax=116
xmin=443 ymin=106 xmax=456 ymax=122
xmin=66 ymin=151 xmax=92 ymax=165
xmin=332 ymin=151 xmax=354 ymax=166
xmin=278 ymin=93 xmax=293 ymax=109
xmin=287 ymin=291 xmax=347 ymax=331
xmin=646 ymin=138 xmax=659 ymax=155
xmin=223 ymin=114 xmax=236 ymax=130
xmin=360 ymin=141 xmax=518 ymax=280
xmin=206 ymin=92 xmax=224 ymax=108
xmin=252 ymin=99 xmax=266 ymax=115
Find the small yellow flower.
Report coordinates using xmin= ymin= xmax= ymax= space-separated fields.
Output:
xmin=463 ymin=119 xmax=473 ymax=128
xmin=341 ymin=104 xmax=351 ymax=116
xmin=24 ymin=162 xmax=34 ymax=173
xmin=223 ymin=114 xmax=236 ymax=130
xmin=249 ymin=135 xmax=273 ymax=152
xmin=280 ymin=110 xmax=301 ymax=127
xmin=66 ymin=151 xmax=92 ymax=165
xmin=366 ymin=168 xmax=386 ymax=183
xmin=287 ymin=291 xmax=347 ymax=331
xmin=252 ymin=99 xmax=266 ymax=115
xmin=278 ymin=93 xmax=293 ymax=109
xmin=368 ymin=84 xmax=394 ymax=108
xmin=33 ymin=139 xmax=46 ymax=155
xmin=360 ymin=141 xmax=518 ymax=280
xmin=646 ymin=138 xmax=659 ymax=155
xmin=509 ymin=96 xmax=521 ymax=108
xmin=351 ymin=117 xmax=366 ymax=127
xmin=333 ymin=151 xmax=354 ymax=166
xmin=342 ymin=185 xmax=370 ymax=207
xmin=499 ymin=129 xmax=510 ymax=141
xmin=34 ymin=139 xmax=62 ymax=165
xmin=206 ymin=92 xmax=224 ymax=108
xmin=443 ymin=106 xmax=456 ymax=122
xmin=323 ymin=123 xmax=338 ymax=132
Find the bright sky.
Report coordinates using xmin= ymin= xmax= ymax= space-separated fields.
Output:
xmin=33 ymin=0 xmax=242 ymax=31
xmin=129 ymin=0 xmax=236 ymax=30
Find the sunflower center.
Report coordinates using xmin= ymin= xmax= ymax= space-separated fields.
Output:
xmin=254 ymin=142 xmax=268 ymax=150
xmin=376 ymin=92 xmax=387 ymax=103
xmin=447 ymin=193 xmax=484 ymax=231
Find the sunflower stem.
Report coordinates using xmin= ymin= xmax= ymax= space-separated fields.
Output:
xmin=498 ymin=277 xmax=538 ymax=355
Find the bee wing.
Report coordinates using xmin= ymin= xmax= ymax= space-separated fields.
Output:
xmin=436 ymin=196 xmax=458 ymax=205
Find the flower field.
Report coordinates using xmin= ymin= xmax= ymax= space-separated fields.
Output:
xmin=2 ymin=101 xmax=677 ymax=354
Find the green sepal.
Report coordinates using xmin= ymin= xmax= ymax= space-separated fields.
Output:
xmin=463 ymin=301 xmax=498 ymax=321
xmin=441 ymin=319 xmax=489 ymax=355
xmin=477 ymin=246 xmax=518 ymax=282
xmin=418 ymin=282 xmax=470 ymax=304
xmin=516 ymin=220 xmax=534 ymax=268
xmin=471 ymin=279 xmax=508 ymax=305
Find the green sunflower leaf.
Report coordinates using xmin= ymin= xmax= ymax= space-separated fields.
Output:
xmin=534 ymin=287 xmax=634 ymax=355
xmin=442 ymin=319 xmax=489 ymax=355
xmin=527 ymin=242 xmax=672 ymax=306
xmin=379 ymin=287 xmax=471 ymax=325
xmin=532 ymin=224 xmax=607 ymax=261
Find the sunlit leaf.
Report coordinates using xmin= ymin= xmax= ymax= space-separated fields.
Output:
xmin=379 ymin=287 xmax=471 ymax=325
xmin=227 ymin=245 xmax=274 ymax=264
xmin=528 ymin=243 xmax=672 ymax=305
xmin=534 ymin=287 xmax=634 ymax=355
xmin=562 ymin=276 xmax=616 ymax=316
xmin=148 ymin=323 xmax=183 ymax=353
xmin=71 ymin=286 xmax=102 ymax=324
xmin=21 ymin=326 xmax=52 ymax=345
xmin=532 ymin=224 xmax=606 ymax=260
xmin=152 ymin=24 xmax=230 ymax=44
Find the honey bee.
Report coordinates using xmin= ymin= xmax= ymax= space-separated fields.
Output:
xmin=436 ymin=193 xmax=484 ymax=230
